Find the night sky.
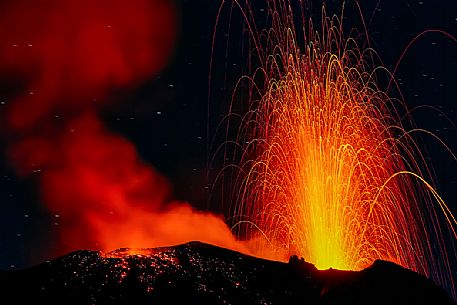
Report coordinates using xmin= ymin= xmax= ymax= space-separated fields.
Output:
xmin=0 ymin=0 xmax=456 ymax=277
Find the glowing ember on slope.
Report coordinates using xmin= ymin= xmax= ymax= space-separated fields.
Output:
xmin=215 ymin=0 xmax=457 ymax=295
xmin=104 ymin=247 xmax=162 ymax=258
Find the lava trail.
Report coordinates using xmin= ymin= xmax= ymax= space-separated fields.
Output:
xmin=213 ymin=0 xmax=457 ymax=295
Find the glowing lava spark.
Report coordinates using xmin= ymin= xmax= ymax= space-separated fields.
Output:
xmin=214 ymin=0 xmax=457 ymax=295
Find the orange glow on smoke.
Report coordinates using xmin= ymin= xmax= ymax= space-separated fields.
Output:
xmin=1 ymin=0 xmax=247 ymax=258
xmin=224 ymin=1 xmax=456 ymax=292
xmin=9 ymin=114 xmax=246 ymax=254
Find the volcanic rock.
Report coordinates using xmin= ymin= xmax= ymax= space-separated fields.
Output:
xmin=0 ymin=241 xmax=454 ymax=305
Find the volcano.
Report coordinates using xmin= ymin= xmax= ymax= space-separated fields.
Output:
xmin=0 ymin=242 xmax=453 ymax=305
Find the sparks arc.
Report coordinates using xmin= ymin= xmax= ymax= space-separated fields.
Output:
xmin=213 ymin=0 xmax=457 ymax=295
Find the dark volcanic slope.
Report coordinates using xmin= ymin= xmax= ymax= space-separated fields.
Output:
xmin=0 ymin=242 xmax=454 ymax=305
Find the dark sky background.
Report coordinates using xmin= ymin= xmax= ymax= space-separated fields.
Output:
xmin=0 ymin=0 xmax=456 ymax=276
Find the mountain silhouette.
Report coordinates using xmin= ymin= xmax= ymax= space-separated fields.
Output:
xmin=0 ymin=241 xmax=454 ymax=305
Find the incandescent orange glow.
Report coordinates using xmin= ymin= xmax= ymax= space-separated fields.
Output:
xmin=9 ymin=113 xmax=248 ymax=257
xmin=217 ymin=0 xmax=457 ymax=294
xmin=1 ymin=0 xmax=248 ymax=260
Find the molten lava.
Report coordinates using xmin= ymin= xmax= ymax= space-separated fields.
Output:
xmin=219 ymin=0 xmax=456 ymax=294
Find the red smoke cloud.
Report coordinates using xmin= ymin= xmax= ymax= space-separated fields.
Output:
xmin=0 ymin=0 xmax=176 ymax=130
xmin=9 ymin=114 xmax=244 ymax=253
xmin=1 ymin=0 xmax=247 ymax=257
